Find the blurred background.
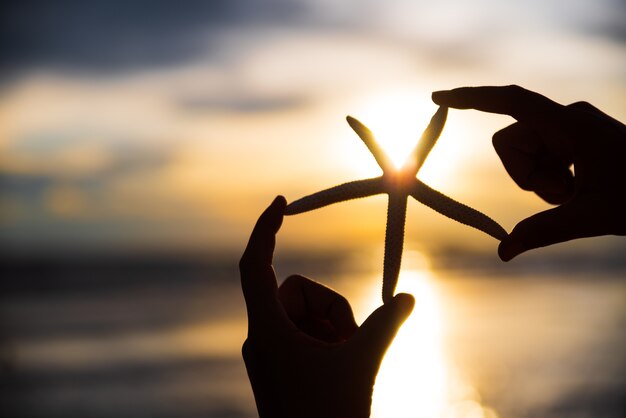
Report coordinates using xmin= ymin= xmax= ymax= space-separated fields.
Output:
xmin=1 ymin=0 xmax=625 ymax=417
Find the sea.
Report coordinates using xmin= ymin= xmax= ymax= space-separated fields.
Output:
xmin=1 ymin=249 xmax=625 ymax=418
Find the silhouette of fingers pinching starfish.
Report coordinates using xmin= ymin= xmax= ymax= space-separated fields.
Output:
xmin=286 ymin=106 xmax=507 ymax=303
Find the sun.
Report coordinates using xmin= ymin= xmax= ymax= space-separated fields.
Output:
xmin=342 ymin=89 xmax=463 ymax=188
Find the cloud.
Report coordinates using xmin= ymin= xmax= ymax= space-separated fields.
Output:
xmin=580 ymin=0 xmax=626 ymax=43
xmin=3 ymin=0 xmax=623 ymax=87
xmin=3 ymin=134 xmax=171 ymax=181
xmin=177 ymin=93 xmax=308 ymax=114
xmin=0 ymin=172 xmax=54 ymax=200
xmin=0 ymin=135 xmax=173 ymax=222
xmin=43 ymin=185 xmax=90 ymax=218
xmin=0 ymin=0 xmax=305 ymax=77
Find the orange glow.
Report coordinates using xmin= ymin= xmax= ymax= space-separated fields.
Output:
xmin=354 ymin=251 xmax=500 ymax=418
xmin=369 ymin=268 xmax=448 ymax=417
xmin=343 ymin=88 xmax=465 ymax=190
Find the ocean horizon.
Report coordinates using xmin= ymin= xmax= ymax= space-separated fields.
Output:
xmin=1 ymin=249 xmax=624 ymax=417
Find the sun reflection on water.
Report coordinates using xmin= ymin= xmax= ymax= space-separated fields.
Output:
xmin=357 ymin=263 xmax=498 ymax=418
xmin=366 ymin=269 xmax=446 ymax=417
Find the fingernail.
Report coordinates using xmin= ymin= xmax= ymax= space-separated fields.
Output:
xmin=431 ymin=90 xmax=449 ymax=103
xmin=498 ymin=240 xmax=525 ymax=262
xmin=271 ymin=195 xmax=287 ymax=208
xmin=265 ymin=196 xmax=287 ymax=230
xmin=265 ymin=196 xmax=286 ymax=222
xmin=393 ymin=293 xmax=415 ymax=313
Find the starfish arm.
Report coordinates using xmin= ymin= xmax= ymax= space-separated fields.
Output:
xmin=407 ymin=106 xmax=448 ymax=175
xmin=285 ymin=177 xmax=385 ymax=215
xmin=346 ymin=116 xmax=395 ymax=173
xmin=382 ymin=193 xmax=408 ymax=304
xmin=409 ymin=179 xmax=508 ymax=241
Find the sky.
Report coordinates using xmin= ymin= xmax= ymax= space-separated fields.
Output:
xmin=1 ymin=0 xmax=625 ymax=256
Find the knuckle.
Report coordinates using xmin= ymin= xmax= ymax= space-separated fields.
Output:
xmin=238 ymin=254 xmax=253 ymax=273
xmin=504 ymin=84 xmax=528 ymax=99
xmin=567 ymin=101 xmax=593 ymax=111
xmin=492 ymin=131 xmax=505 ymax=148
xmin=516 ymin=176 xmax=534 ymax=191
xmin=334 ymin=293 xmax=350 ymax=308
xmin=505 ymin=84 xmax=523 ymax=92
xmin=241 ymin=339 xmax=251 ymax=360
xmin=238 ymin=254 xmax=247 ymax=269
xmin=492 ymin=129 xmax=515 ymax=158
xmin=281 ymin=274 xmax=307 ymax=288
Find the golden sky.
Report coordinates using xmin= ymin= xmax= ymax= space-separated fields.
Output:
xmin=1 ymin=0 xmax=624 ymax=256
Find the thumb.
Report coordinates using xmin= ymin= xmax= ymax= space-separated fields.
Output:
xmin=352 ymin=293 xmax=414 ymax=361
xmin=498 ymin=201 xmax=588 ymax=261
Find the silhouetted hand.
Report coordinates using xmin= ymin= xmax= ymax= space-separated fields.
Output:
xmin=432 ymin=85 xmax=626 ymax=261
xmin=240 ymin=196 xmax=415 ymax=418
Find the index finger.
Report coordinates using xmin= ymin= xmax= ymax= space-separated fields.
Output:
xmin=239 ymin=195 xmax=286 ymax=322
xmin=432 ymin=85 xmax=565 ymax=124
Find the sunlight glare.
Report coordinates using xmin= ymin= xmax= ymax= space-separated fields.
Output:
xmin=344 ymin=89 xmax=464 ymax=188
xmin=355 ymin=91 xmax=432 ymax=170
xmin=355 ymin=256 xmax=499 ymax=418
xmin=368 ymin=268 xmax=447 ymax=418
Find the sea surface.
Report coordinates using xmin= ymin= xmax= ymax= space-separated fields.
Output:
xmin=1 ymin=251 xmax=625 ymax=418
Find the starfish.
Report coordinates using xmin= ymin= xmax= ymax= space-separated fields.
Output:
xmin=286 ymin=106 xmax=507 ymax=303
